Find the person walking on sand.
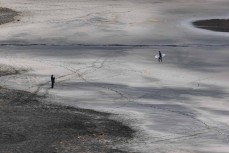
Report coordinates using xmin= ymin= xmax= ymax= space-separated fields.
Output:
xmin=158 ymin=51 xmax=162 ymax=62
xmin=51 ymin=74 xmax=55 ymax=88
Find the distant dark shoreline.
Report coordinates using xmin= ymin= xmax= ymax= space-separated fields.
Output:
xmin=0 ymin=7 xmax=18 ymax=25
xmin=193 ymin=19 xmax=229 ymax=32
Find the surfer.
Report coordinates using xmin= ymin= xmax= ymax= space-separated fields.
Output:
xmin=158 ymin=51 xmax=162 ymax=62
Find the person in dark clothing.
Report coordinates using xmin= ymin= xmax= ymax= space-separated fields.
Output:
xmin=51 ymin=75 xmax=55 ymax=88
xmin=158 ymin=51 xmax=162 ymax=62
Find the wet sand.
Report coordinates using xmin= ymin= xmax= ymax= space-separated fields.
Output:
xmin=0 ymin=7 xmax=18 ymax=25
xmin=0 ymin=70 xmax=135 ymax=153
xmin=1 ymin=0 xmax=229 ymax=152
xmin=0 ymin=7 xmax=136 ymax=152
xmin=193 ymin=19 xmax=229 ymax=32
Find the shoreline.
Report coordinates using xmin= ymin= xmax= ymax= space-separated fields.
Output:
xmin=0 ymin=66 xmax=136 ymax=152
xmin=0 ymin=7 xmax=18 ymax=25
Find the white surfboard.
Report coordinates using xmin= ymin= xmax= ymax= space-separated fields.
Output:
xmin=155 ymin=53 xmax=166 ymax=59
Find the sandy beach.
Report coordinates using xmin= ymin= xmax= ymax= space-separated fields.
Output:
xmin=0 ymin=66 xmax=135 ymax=153
xmin=0 ymin=7 xmax=135 ymax=153
xmin=0 ymin=0 xmax=229 ymax=152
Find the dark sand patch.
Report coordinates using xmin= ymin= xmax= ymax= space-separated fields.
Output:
xmin=0 ymin=7 xmax=18 ymax=25
xmin=193 ymin=19 xmax=229 ymax=32
xmin=0 ymin=64 xmax=28 ymax=76
xmin=0 ymin=69 xmax=136 ymax=153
